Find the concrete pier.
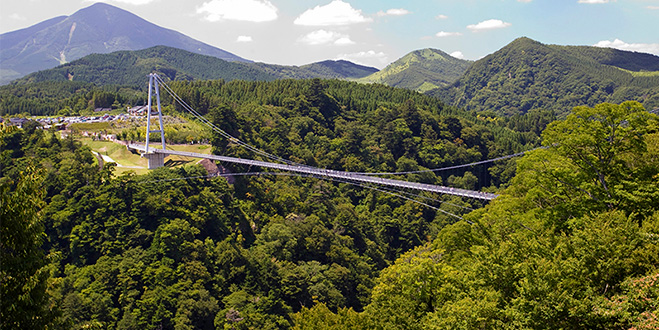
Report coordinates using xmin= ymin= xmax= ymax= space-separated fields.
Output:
xmin=144 ymin=152 xmax=165 ymax=169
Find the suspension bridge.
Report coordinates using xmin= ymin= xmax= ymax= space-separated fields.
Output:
xmin=127 ymin=73 xmax=526 ymax=202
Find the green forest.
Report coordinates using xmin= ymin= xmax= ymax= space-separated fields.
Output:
xmin=2 ymin=77 xmax=658 ymax=330
xmin=432 ymin=38 xmax=659 ymax=116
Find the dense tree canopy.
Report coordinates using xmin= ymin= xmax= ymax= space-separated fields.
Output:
xmin=4 ymin=70 xmax=656 ymax=330
xmin=291 ymin=101 xmax=659 ymax=329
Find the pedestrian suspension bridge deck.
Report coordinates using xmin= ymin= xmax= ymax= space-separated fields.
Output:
xmin=131 ymin=73 xmax=504 ymax=202
xmin=128 ymin=144 xmax=498 ymax=201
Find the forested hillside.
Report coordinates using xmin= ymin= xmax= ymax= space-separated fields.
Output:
xmin=292 ymin=101 xmax=659 ymax=329
xmin=10 ymin=46 xmax=278 ymax=87
xmin=358 ymin=48 xmax=472 ymax=92
xmin=0 ymin=81 xmax=146 ymax=116
xmin=6 ymin=46 xmax=377 ymax=88
xmin=1 ymin=78 xmax=561 ymax=329
xmin=431 ymin=37 xmax=659 ymax=116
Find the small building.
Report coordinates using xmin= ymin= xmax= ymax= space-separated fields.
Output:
xmin=128 ymin=106 xmax=148 ymax=116
xmin=8 ymin=117 xmax=30 ymax=128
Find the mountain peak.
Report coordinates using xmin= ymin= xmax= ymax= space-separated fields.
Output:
xmin=432 ymin=38 xmax=659 ymax=115
xmin=358 ymin=48 xmax=472 ymax=92
xmin=71 ymin=2 xmax=138 ymax=21
xmin=0 ymin=2 xmax=249 ymax=85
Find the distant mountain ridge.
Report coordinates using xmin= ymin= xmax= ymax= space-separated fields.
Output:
xmin=11 ymin=46 xmax=378 ymax=86
xmin=358 ymin=48 xmax=472 ymax=92
xmin=429 ymin=37 xmax=659 ymax=115
xmin=0 ymin=2 xmax=248 ymax=84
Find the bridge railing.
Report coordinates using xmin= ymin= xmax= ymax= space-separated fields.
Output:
xmin=128 ymin=144 xmax=498 ymax=201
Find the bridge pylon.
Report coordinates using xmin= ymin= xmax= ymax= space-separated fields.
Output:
xmin=144 ymin=73 xmax=167 ymax=169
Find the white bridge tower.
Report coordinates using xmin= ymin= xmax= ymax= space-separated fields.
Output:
xmin=143 ymin=73 xmax=167 ymax=169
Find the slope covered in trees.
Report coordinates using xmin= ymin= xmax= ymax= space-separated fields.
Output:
xmin=291 ymin=101 xmax=659 ymax=329
xmin=0 ymin=80 xmax=146 ymax=116
xmin=11 ymin=46 xmax=278 ymax=87
xmin=7 ymin=46 xmax=378 ymax=88
xmin=430 ymin=37 xmax=659 ymax=116
xmin=358 ymin=48 xmax=472 ymax=92
xmin=1 ymin=77 xmax=556 ymax=329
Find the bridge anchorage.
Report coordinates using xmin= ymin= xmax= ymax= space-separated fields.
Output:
xmin=129 ymin=73 xmax=499 ymax=201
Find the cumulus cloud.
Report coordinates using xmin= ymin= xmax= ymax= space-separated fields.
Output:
xmin=436 ymin=14 xmax=448 ymax=19
xmin=450 ymin=51 xmax=465 ymax=59
xmin=578 ymin=0 xmax=612 ymax=3
xmin=518 ymin=0 xmax=532 ymax=2
xmin=436 ymin=31 xmax=462 ymax=37
xmin=294 ymin=0 xmax=372 ymax=26
xmin=467 ymin=19 xmax=512 ymax=32
xmin=376 ymin=8 xmax=411 ymax=17
xmin=197 ymin=0 xmax=278 ymax=22
xmin=237 ymin=36 xmax=253 ymax=42
xmin=299 ymin=30 xmax=355 ymax=46
xmin=335 ymin=50 xmax=388 ymax=66
xmin=594 ymin=39 xmax=659 ymax=56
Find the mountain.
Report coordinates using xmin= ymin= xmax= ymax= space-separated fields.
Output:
xmin=299 ymin=60 xmax=379 ymax=79
xmin=0 ymin=3 xmax=248 ymax=85
xmin=245 ymin=60 xmax=378 ymax=80
xmin=13 ymin=46 xmax=277 ymax=87
xmin=430 ymin=37 xmax=659 ymax=116
xmin=10 ymin=46 xmax=378 ymax=87
xmin=357 ymin=48 xmax=472 ymax=92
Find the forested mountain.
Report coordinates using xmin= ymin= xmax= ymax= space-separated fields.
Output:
xmin=246 ymin=60 xmax=378 ymax=80
xmin=299 ymin=60 xmax=379 ymax=79
xmin=430 ymin=37 xmax=659 ymax=116
xmin=358 ymin=48 xmax=472 ymax=92
xmin=10 ymin=46 xmax=278 ymax=87
xmin=1 ymin=77 xmax=562 ymax=329
xmin=6 ymin=46 xmax=378 ymax=88
xmin=0 ymin=2 xmax=248 ymax=84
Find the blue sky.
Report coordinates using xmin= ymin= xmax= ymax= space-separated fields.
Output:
xmin=1 ymin=0 xmax=658 ymax=68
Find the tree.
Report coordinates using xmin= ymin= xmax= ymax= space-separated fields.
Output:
xmin=1 ymin=167 xmax=56 ymax=329
xmin=542 ymin=101 xmax=657 ymax=202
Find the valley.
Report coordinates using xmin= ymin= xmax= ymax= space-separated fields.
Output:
xmin=2 ymin=2 xmax=658 ymax=330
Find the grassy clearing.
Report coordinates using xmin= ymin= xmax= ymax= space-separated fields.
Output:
xmin=81 ymin=138 xmax=214 ymax=176
xmin=82 ymin=138 xmax=148 ymax=174
xmin=73 ymin=113 xmax=215 ymax=175
xmin=617 ymin=68 xmax=659 ymax=77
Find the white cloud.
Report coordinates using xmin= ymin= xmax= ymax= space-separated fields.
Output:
xmin=594 ymin=39 xmax=659 ymax=56
xmin=294 ymin=0 xmax=372 ymax=26
xmin=467 ymin=19 xmax=512 ymax=32
xmin=647 ymin=6 xmax=659 ymax=9
xmin=88 ymin=0 xmax=157 ymax=5
xmin=237 ymin=36 xmax=253 ymax=42
xmin=436 ymin=14 xmax=448 ymax=19
xmin=299 ymin=30 xmax=354 ymax=46
xmin=518 ymin=0 xmax=532 ymax=2
xmin=436 ymin=31 xmax=462 ymax=37
xmin=197 ymin=0 xmax=278 ymax=22
xmin=376 ymin=8 xmax=411 ymax=17
xmin=578 ymin=0 xmax=611 ymax=3
xmin=450 ymin=51 xmax=465 ymax=59
xmin=334 ymin=37 xmax=355 ymax=45
xmin=335 ymin=50 xmax=388 ymax=66
xmin=9 ymin=13 xmax=26 ymax=20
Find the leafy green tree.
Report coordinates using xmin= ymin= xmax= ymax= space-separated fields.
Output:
xmin=1 ymin=167 xmax=57 ymax=329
